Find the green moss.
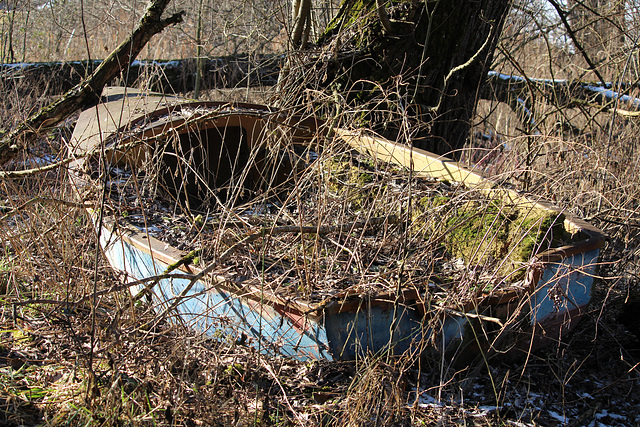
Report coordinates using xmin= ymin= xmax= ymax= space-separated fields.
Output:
xmin=444 ymin=202 xmax=511 ymax=265
xmin=419 ymin=195 xmax=449 ymax=209
xmin=511 ymin=210 xmax=568 ymax=262
xmin=193 ymin=214 xmax=204 ymax=227
xmin=319 ymin=0 xmax=376 ymax=42
xmin=416 ymin=198 xmax=569 ymax=281
xmin=323 ymin=153 xmax=570 ymax=283
xmin=325 ymin=156 xmax=380 ymax=212
xmin=224 ymin=363 xmax=245 ymax=380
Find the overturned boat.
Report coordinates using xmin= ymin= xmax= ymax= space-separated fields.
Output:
xmin=69 ymin=87 xmax=606 ymax=361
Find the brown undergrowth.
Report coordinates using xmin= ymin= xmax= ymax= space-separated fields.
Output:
xmin=0 ymin=82 xmax=638 ymax=425
xmin=1 ymin=1 xmax=640 ymax=425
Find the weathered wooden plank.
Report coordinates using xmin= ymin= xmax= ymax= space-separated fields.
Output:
xmin=0 ymin=55 xmax=282 ymax=96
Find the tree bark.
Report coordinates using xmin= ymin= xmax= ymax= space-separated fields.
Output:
xmin=291 ymin=0 xmax=313 ymax=48
xmin=278 ymin=0 xmax=511 ymax=159
xmin=0 ymin=0 xmax=184 ymax=167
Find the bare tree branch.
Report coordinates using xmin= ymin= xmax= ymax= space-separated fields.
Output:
xmin=547 ymin=0 xmax=606 ymax=86
xmin=376 ymin=0 xmax=393 ymax=35
xmin=0 ymin=0 xmax=184 ymax=167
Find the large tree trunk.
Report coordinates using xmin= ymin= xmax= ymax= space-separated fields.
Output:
xmin=277 ymin=0 xmax=510 ymax=159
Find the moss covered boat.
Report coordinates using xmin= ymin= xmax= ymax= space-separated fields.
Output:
xmin=69 ymin=87 xmax=606 ymax=361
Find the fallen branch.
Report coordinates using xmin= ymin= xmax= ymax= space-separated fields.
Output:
xmin=481 ymin=71 xmax=640 ymax=131
xmin=0 ymin=55 xmax=282 ymax=95
xmin=0 ymin=197 xmax=93 ymax=223
xmin=0 ymin=157 xmax=77 ymax=179
xmin=0 ymin=0 xmax=184 ymax=167
xmin=483 ymin=72 xmax=640 ymax=111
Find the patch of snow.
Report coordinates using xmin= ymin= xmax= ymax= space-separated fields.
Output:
xmin=548 ymin=410 xmax=569 ymax=424
xmin=12 ymin=154 xmax=59 ymax=170
xmin=607 ymin=413 xmax=628 ymax=420
xmin=477 ymin=405 xmax=498 ymax=415
xmin=595 ymin=410 xmax=627 ymax=421
xmin=417 ymin=393 xmax=441 ymax=408
xmin=143 ymin=225 xmax=162 ymax=233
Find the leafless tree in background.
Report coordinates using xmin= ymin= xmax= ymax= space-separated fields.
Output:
xmin=567 ymin=0 xmax=626 ymax=64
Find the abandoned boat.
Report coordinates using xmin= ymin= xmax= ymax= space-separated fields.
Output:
xmin=69 ymin=87 xmax=606 ymax=361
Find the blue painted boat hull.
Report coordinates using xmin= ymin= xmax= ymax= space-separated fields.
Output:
xmin=98 ymin=216 xmax=602 ymax=361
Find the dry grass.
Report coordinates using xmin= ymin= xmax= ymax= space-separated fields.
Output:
xmin=1 ymin=1 xmax=640 ymax=426
xmin=0 ymin=87 xmax=637 ymax=426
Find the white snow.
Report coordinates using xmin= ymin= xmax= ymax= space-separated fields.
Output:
xmin=548 ymin=410 xmax=569 ymax=424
